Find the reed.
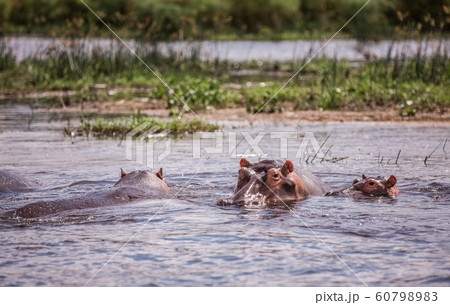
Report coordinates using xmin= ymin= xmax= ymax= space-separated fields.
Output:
xmin=0 ymin=38 xmax=448 ymax=115
xmin=71 ymin=115 xmax=219 ymax=137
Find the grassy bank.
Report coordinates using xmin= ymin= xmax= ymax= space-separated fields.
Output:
xmin=67 ymin=114 xmax=219 ymax=137
xmin=1 ymin=0 xmax=449 ymax=41
xmin=0 ymin=39 xmax=449 ymax=118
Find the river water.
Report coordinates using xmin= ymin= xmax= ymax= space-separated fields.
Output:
xmin=3 ymin=37 xmax=450 ymax=62
xmin=0 ymin=102 xmax=449 ymax=286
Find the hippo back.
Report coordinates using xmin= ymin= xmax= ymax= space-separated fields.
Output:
xmin=114 ymin=170 xmax=170 ymax=195
xmin=5 ymin=187 xmax=147 ymax=218
xmin=0 ymin=170 xmax=36 ymax=193
xmin=2 ymin=169 xmax=170 ymax=219
xmin=295 ymin=168 xmax=332 ymax=196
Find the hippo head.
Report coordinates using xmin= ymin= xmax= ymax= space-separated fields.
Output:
xmin=114 ymin=168 xmax=170 ymax=193
xmin=351 ymin=174 xmax=399 ymax=197
xmin=218 ymin=159 xmax=307 ymax=206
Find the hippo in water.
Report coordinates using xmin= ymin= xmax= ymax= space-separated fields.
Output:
xmin=0 ymin=170 xmax=37 ymax=193
xmin=3 ymin=168 xmax=170 ymax=219
xmin=327 ymin=174 xmax=400 ymax=197
xmin=218 ymin=159 xmax=331 ymax=206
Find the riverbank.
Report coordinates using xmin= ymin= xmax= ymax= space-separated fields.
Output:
xmin=1 ymin=37 xmax=448 ymax=126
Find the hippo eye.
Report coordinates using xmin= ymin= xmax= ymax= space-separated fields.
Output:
xmin=272 ymin=173 xmax=280 ymax=179
xmin=369 ymin=181 xmax=375 ymax=186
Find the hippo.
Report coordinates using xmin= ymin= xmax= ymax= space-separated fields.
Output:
xmin=218 ymin=159 xmax=331 ymax=206
xmin=3 ymin=168 xmax=170 ymax=219
xmin=0 ymin=170 xmax=37 ymax=193
xmin=327 ymin=174 xmax=400 ymax=197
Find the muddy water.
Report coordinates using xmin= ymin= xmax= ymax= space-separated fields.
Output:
xmin=4 ymin=37 xmax=450 ymax=62
xmin=0 ymin=102 xmax=449 ymax=286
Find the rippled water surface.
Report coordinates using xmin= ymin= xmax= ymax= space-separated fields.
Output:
xmin=4 ymin=37 xmax=450 ymax=62
xmin=0 ymin=102 xmax=449 ymax=286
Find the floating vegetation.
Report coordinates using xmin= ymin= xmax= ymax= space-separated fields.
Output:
xmin=67 ymin=115 xmax=219 ymax=138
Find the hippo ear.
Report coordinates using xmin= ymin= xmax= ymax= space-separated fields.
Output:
xmin=120 ymin=168 xmax=127 ymax=178
xmin=281 ymin=160 xmax=294 ymax=175
xmin=385 ymin=175 xmax=397 ymax=188
xmin=240 ymin=158 xmax=252 ymax=168
xmin=362 ymin=174 xmax=367 ymax=180
xmin=156 ymin=168 xmax=163 ymax=180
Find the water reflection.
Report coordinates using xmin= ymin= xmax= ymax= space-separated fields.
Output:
xmin=3 ymin=37 xmax=449 ymax=62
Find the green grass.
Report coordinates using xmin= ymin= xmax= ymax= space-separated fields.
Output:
xmin=151 ymin=77 xmax=241 ymax=116
xmin=73 ymin=115 xmax=219 ymax=137
xmin=1 ymin=38 xmax=448 ymax=115
xmin=1 ymin=0 xmax=449 ymax=41
xmin=239 ymin=55 xmax=449 ymax=113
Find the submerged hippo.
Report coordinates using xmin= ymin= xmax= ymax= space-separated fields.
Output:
xmin=328 ymin=174 xmax=400 ymax=197
xmin=218 ymin=159 xmax=331 ymax=206
xmin=0 ymin=170 xmax=37 ymax=193
xmin=3 ymin=168 xmax=170 ymax=219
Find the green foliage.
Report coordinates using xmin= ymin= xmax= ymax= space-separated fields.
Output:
xmin=0 ymin=37 xmax=448 ymax=115
xmin=0 ymin=41 xmax=15 ymax=71
xmin=229 ymin=0 xmax=298 ymax=33
xmin=77 ymin=115 xmax=219 ymax=137
xmin=386 ymin=0 xmax=450 ymax=33
xmin=151 ymin=77 xmax=241 ymax=116
xmin=242 ymin=51 xmax=449 ymax=113
xmin=242 ymin=85 xmax=298 ymax=113
xmin=0 ymin=40 xmax=212 ymax=90
xmin=1 ymin=0 xmax=449 ymax=40
xmin=320 ymin=88 xmax=345 ymax=110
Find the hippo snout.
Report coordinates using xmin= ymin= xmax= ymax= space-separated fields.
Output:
xmin=217 ymin=198 xmax=233 ymax=206
xmin=217 ymin=196 xmax=265 ymax=207
xmin=236 ymin=200 xmax=263 ymax=206
xmin=219 ymin=159 xmax=331 ymax=207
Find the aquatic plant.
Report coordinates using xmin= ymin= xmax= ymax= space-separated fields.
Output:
xmin=74 ymin=114 xmax=219 ymax=137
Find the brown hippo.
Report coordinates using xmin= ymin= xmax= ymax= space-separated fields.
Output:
xmin=0 ymin=170 xmax=37 ymax=193
xmin=218 ymin=159 xmax=331 ymax=206
xmin=327 ymin=174 xmax=400 ymax=197
xmin=3 ymin=168 xmax=170 ymax=219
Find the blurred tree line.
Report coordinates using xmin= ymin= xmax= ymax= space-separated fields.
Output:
xmin=0 ymin=0 xmax=449 ymax=40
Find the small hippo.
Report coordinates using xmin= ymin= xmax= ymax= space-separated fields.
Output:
xmin=328 ymin=174 xmax=400 ymax=197
xmin=218 ymin=159 xmax=331 ymax=206
xmin=0 ymin=170 xmax=37 ymax=193
xmin=3 ymin=168 xmax=170 ymax=219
